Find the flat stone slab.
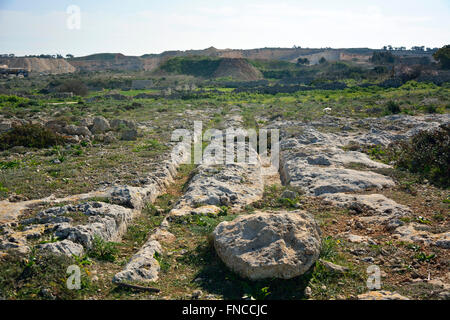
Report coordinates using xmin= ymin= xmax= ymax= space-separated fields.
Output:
xmin=281 ymin=164 xmax=395 ymax=196
xmin=394 ymin=223 xmax=450 ymax=249
xmin=38 ymin=239 xmax=84 ymax=257
xmin=321 ymin=193 xmax=412 ymax=222
xmin=170 ymin=161 xmax=264 ymax=216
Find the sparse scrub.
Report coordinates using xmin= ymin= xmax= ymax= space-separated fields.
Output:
xmin=0 ymin=124 xmax=66 ymax=150
xmin=387 ymin=124 xmax=449 ymax=187
xmin=88 ymin=235 xmax=120 ymax=262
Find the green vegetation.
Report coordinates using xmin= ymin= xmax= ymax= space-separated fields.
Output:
xmin=0 ymin=250 xmax=93 ymax=299
xmin=0 ymin=124 xmax=66 ymax=150
xmin=433 ymin=45 xmax=450 ymax=69
xmin=371 ymin=51 xmax=395 ymax=64
xmin=57 ymin=79 xmax=88 ymax=96
xmin=88 ymin=235 xmax=120 ymax=262
xmin=388 ymin=124 xmax=449 ymax=187
xmin=159 ymin=56 xmax=222 ymax=78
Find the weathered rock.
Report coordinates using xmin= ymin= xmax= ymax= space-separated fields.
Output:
xmin=150 ymin=229 xmax=176 ymax=244
xmin=90 ymin=116 xmax=110 ymax=134
xmin=321 ymin=193 xmax=412 ymax=222
xmin=103 ymin=131 xmax=116 ymax=144
xmin=281 ymin=190 xmax=297 ymax=200
xmin=281 ymin=164 xmax=395 ymax=196
xmin=110 ymin=119 xmax=136 ymax=131
xmin=0 ymin=239 xmax=30 ymax=255
xmin=357 ymin=290 xmax=409 ymax=300
xmin=340 ymin=233 xmax=377 ymax=245
xmin=112 ymin=240 xmax=162 ymax=284
xmin=38 ymin=239 xmax=84 ymax=257
xmin=79 ymin=118 xmax=93 ymax=128
xmin=108 ymin=185 xmax=147 ymax=210
xmin=169 ymin=138 xmax=263 ymax=216
xmin=212 ymin=211 xmax=321 ymax=280
xmin=51 ymin=202 xmax=136 ymax=248
xmin=319 ymin=259 xmax=349 ymax=274
xmin=394 ymin=223 xmax=450 ymax=249
xmin=64 ymin=125 xmax=92 ymax=137
xmin=120 ymin=129 xmax=138 ymax=141
xmin=170 ymin=161 xmax=263 ymax=216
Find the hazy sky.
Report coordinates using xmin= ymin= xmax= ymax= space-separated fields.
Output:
xmin=1 ymin=0 xmax=449 ymax=57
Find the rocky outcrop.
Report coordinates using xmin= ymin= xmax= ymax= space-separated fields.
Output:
xmin=112 ymin=240 xmax=162 ymax=284
xmin=169 ymin=162 xmax=263 ymax=216
xmin=38 ymin=239 xmax=84 ymax=257
xmin=169 ymin=139 xmax=263 ymax=217
xmin=90 ymin=116 xmax=111 ymax=134
xmin=321 ymin=193 xmax=412 ymax=223
xmin=52 ymin=202 xmax=137 ymax=248
xmin=281 ymin=165 xmax=395 ymax=196
xmin=394 ymin=223 xmax=450 ymax=249
xmin=278 ymin=127 xmax=395 ymax=196
xmin=212 ymin=211 xmax=321 ymax=280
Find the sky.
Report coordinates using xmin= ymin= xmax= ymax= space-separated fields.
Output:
xmin=0 ymin=0 xmax=449 ymax=57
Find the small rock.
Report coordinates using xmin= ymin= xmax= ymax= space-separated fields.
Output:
xmin=40 ymin=288 xmax=56 ymax=300
xmin=357 ymin=290 xmax=409 ymax=300
xmin=120 ymin=129 xmax=138 ymax=141
xmin=192 ymin=290 xmax=203 ymax=300
xmin=281 ymin=190 xmax=297 ymax=200
xmin=304 ymin=286 xmax=312 ymax=298
xmin=319 ymin=259 xmax=349 ymax=274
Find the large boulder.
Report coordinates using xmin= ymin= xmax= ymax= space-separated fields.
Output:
xmin=212 ymin=211 xmax=321 ymax=280
xmin=63 ymin=125 xmax=92 ymax=137
xmin=90 ymin=116 xmax=110 ymax=134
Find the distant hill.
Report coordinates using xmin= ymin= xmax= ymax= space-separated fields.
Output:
xmin=68 ymin=53 xmax=143 ymax=72
xmin=156 ymin=56 xmax=263 ymax=80
xmin=3 ymin=47 xmax=435 ymax=75
xmin=0 ymin=57 xmax=76 ymax=74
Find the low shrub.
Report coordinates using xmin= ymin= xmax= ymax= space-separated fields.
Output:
xmin=388 ymin=124 xmax=449 ymax=187
xmin=385 ymin=101 xmax=401 ymax=114
xmin=88 ymin=235 xmax=119 ymax=262
xmin=0 ymin=124 xmax=66 ymax=150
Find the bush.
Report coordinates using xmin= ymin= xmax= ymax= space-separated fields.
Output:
xmin=433 ymin=45 xmax=450 ymax=69
xmin=88 ymin=235 xmax=119 ymax=262
xmin=58 ymin=79 xmax=88 ymax=96
xmin=0 ymin=124 xmax=66 ymax=150
xmin=370 ymin=51 xmax=395 ymax=64
xmin=388 ymin=124 xmax=449 ymax=187
xmin=386 ymin=101 xmax=401 ymax=114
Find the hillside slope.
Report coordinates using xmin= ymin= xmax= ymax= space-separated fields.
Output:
xmin=213 ymin=58 xmax=263 ymax=80
xmin=156 ymin=56 xmax=262 ymax=80
xmin=0 ymin=57 xmax=76 ymax=74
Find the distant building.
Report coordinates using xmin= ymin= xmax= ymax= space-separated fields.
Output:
xmin=0 ymin=67 xmax=29 ymax=77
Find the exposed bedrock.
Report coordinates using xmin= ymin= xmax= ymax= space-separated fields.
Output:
xmin=168 ymin=139 xmax=264 ymax=217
